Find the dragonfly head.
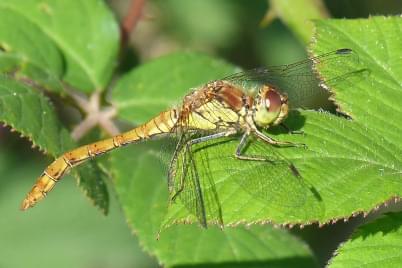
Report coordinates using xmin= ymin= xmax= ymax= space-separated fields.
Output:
xmin=253 ymin=85 xmax=289 ymax=128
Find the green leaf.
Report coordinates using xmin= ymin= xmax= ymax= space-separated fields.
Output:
xmin=112 ymin=52 xmax=238 ymax=124
xmin=111 ymin=141 xmax=317 ymax=267
xmin=264 ymin=0 xmax=329 ymax=44
xmin=0 ymin=76 xmax=71 ymax=155
xmin=329 ymin=212 xmax=402 ymax=267
xmin=0 ymin=76 xmax=109 ymax=213
xmin=154 ymin=0 xmax=240 ymax=49
xmin=75 ymin=163 xmax=109 ymax=215
xmin=0 ymin=0 xmax=119 ymax=92
xmin=313 ymin=17 xmax=402 ymax=142
xmin=0 ymin=7 xmax=64 ymax=93
xmin=75 ymin=128 xmax=111 ymax=215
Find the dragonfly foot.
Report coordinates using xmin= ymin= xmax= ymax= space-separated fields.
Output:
xmin=280 ymin=123 xmax=304 ymax=135
xmin=170 ymin=195 xmax=178 ymax=203
xmin=290 ymin=130 xmax=304 ymax=135
xmin=295 ymin=143 xmax=308 ymax=149
xmin=276 ymin=141 xmax=307 ymax=149
xmin=170 ymin=190 xmax=182 ymax=203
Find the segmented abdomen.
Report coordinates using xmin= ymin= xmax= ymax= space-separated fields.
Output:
xmin=21 ymin=109 xmax=178 ymax=210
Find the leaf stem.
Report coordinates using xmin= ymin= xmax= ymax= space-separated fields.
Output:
xmin=120 ymin=0 xmax=147 ymax=47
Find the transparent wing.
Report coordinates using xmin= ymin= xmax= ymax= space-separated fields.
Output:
xmin=197 ymin=136 xmax=309 ymax=209
xmin=223 ymin=48 xmax=359 ymax=108
xmin=168 ymin=132 xmax=224 ymax=228
xmin=167 ymin=132 xmax=311 ymax=226
xmin=228 ymin=140 xmax=308 ymax=208
xmin=173 ymin=143 xmax=208 ymax=227
xmin=196 ymin=142 xmax=224 ymax=226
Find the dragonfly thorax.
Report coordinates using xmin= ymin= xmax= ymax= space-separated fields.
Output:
xmin=253 ymin=85 xmax=289 ymax=128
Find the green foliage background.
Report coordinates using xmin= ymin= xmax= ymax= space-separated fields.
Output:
xmin=0 ymin=0 xmax=401 ymax=267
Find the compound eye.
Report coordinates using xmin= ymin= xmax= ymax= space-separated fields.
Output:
xmin=265 ymin=89 xmax=282 ymax=113
xmin=253 ymin=87 xmax=284 ymax=127
xmin=263 ymin=97 xmax=270 ymax=109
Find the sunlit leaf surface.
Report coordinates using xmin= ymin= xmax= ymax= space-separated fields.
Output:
xmin=329 ymin=212 xmax=402 ymax=267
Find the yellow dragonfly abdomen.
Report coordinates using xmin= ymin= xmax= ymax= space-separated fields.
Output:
xmin=21 ymin=109 xmax=178 ymax=210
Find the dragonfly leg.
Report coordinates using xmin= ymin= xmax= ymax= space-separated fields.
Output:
xmin=168 ymin=132 xmax=185 ymax=193
xmin=170 ymin=148 xmax=188 ymax=202
xmin=188 ymin=151 xmax=207 ymax=228
xmin=254 ymin=129 xmax=307 ymax=148
xmin=235 ymin=132 xmax=302 ymax=177
xmin=188 ymin=131 xmax=236 ymax=146
xmin=235 ymin=132 xmax=273 ymax=161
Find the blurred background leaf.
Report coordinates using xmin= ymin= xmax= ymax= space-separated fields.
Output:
xmin=0 ymin=7 xmax=64 ymax=93
xmin=0 ymin=136 xmax=158 ymax=268
xmin=0 ymin=0 xmax=119 ymax=92
xmin=262 ymin=0 xmax=329 ymax=43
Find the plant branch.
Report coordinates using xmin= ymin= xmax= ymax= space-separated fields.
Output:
xmin=65 ymin=88 xmax=119 ymax=141
xmin=121 ymin=0 xmax=146 ymax=47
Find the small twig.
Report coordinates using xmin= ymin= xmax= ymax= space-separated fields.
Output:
xmin=65 ymin=87 xmax=120 ymax=141
xmin=121 ymin=0 xmax=146 ymax=47
xmin=98 ymin=107 xmax=119 ymax=136
xmin=66 ymin=86 xmax=91 ymax=110
xmin=71 ymin=113 xmax=99 ymax=141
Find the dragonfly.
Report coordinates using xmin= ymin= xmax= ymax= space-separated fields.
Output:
xmin=21 ymin=48 xmax=355 ymax=227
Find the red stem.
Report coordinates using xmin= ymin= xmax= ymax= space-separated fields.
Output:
xmin=120 ymin=0 xmax=146 ymax=46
